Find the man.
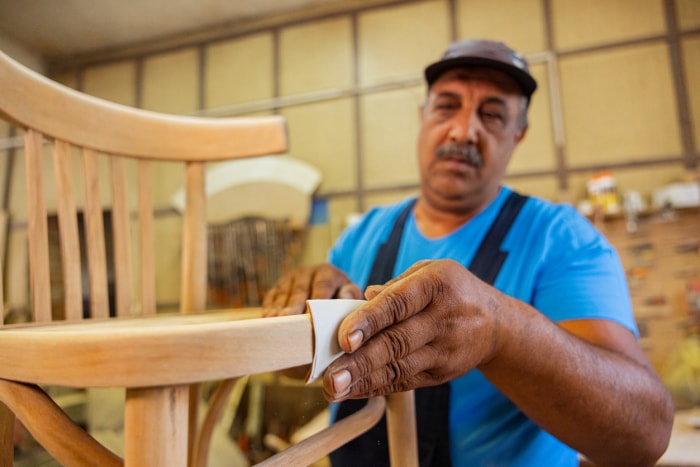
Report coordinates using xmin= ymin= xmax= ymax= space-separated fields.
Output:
xmin=263 ymin=39 xmax=673 ymax=466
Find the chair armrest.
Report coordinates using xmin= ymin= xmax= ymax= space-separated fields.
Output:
xmin=257 ymin=397 xmax=386 ymax=467
xmin=0 ymin=310 xmax=313 ymax=388
xmin=0 ymin=379 xmax=121 ymax=466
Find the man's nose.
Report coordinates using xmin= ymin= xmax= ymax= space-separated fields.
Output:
xmin=447 ymin=111 xmax=478 ymax=144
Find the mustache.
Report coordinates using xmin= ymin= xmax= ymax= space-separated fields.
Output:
xmin=435 ymin=143 xmax=483 ymax=168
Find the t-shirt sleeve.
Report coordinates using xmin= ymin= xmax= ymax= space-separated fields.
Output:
xmin=531 ymin=207 xmax=638 ymax=336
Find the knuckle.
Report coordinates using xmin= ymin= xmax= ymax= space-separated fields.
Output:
xmin=352 ymin=376 xmax=371 ymax=395
xmin=387 ymin=360 xmax=405 ymax=384
xmin=381 ymin=327 xmax=411 ymax=359
xmin=310 ymin=278 xmax=334 ymax=293
xmin=351 ymin=352 xmax=374 ymax=377
xmin=379 ymin=288 xmax=412 ymax=323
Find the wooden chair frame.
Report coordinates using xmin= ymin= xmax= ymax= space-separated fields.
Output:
xmin=0 ymin=49 xmax=417 ymax=466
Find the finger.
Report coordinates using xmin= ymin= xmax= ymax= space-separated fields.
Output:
xmin=323 ymin=345 xmax=443 ymax=401
xmin=262 ymin=267 xmax=315 ymax=316
xmin=337 ymin=283 xmax=363 ymax=300
xmin=266 ymin=270 xmax=303 ymax=307
xmin=377 ymin=260 xmax=434 ymax=289
xmin=364 ymin=261 xmax=433 ymax=300
xmin=262 ymin=274 xmax=290 ymax=309
xmin=261 ymin=282 xmax=290 ymax=317
xmin=337 ymin=266 xmax=439 ymax=353
xmin=308 ymin=265 xmax=352 ymax=299
xmin=278 ymin=265 xmax=355 ymax=315
xmin=279 ymin=268 xmax=317 ymax=315
xmin=325 ymin=310 xmax=439 ymax=396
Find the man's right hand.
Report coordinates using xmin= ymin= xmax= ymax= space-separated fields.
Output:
xmin=262 ymin=263 xmax=363 ymax=316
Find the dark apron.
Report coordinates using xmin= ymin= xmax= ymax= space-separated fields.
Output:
xmin=330 ymin=192 xmax=528 ymax=467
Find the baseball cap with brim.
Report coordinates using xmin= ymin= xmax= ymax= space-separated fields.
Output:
xmin=424 ymin=39 xmax=538 ymax=99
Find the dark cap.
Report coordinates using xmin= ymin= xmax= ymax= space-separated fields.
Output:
xmin=424 ymin=39 xmax=537 ymax=98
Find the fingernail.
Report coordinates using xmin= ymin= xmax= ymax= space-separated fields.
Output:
xmin=332 ymin=369 xmax=352 ymax=394
xmin=348 ymin=329 xmax=363 ymax=352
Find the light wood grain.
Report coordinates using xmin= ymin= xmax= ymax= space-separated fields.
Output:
xmin=137 ymin=160 xmax=156 ymax=316
xmin=24 ymin=129 xmax=51 ymax=323
xmin=0 ymin=402 xmax=13 ymax=467
xmin=193 ymin=377 xmax=240 ymax=467
xmin=181 ymin=161 xmax=207 ymax=315
xmin=0 ymin=209 xmax=6 ymax=326
xmin=81 ymin=148 xmax=110 ymax=319
xmin=0 ymin=48 xmax=418 ymax=467
xmin=110 ymin=155 xmax=132 ymax=317
xmin=0 ymin=380 xmax=121 ymax=466
xmin=0 ymin=50 xmax=286 ymax=161
xmin=125 ymin=385 xmax=188 ymax=466
xmin=386 ymin=391 xmax=419 ymax=467
xmin=52 ymin=139 xmax=83 ymax=321
xmin=257 ymin=397 xmax=386 ymax=467
xmin=0 ymin=312 xmax=313 ymax=387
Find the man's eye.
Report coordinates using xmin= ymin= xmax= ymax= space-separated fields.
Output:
xmin=434 ymin=102 xmax=458 ymax=111
xmin=479 ymin=110 xmax=506 ymax=129
xmin=480 ymin=111 xmax=503 ymax=121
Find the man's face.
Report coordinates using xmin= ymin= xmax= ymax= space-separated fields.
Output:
xmin=417 ymin=67 xmax=528 ymax=214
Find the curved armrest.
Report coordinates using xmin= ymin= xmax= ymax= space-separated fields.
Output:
xmin=257 ymin=397 xmax=386 ymax=467
xmin=0 ymin=379 xmax=122 ymax=466
xmin=0 ymin=309 xmax=313 ymax=388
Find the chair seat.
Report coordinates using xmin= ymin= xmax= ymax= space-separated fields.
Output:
xmin=0 ymin=310 xmax=313 ymax=388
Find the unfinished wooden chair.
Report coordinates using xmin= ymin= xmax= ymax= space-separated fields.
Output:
xmin=0 ymin=49 xmax=418 ymax=466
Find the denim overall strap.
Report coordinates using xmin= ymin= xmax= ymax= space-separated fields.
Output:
xmin=330 ymin=192 xmax=529 ymax=467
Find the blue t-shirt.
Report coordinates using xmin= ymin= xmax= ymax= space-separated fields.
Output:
xmin=328 ymin=186 xmax=636 ymax=466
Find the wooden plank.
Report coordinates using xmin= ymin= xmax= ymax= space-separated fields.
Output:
xmin=110 ymin=156 xmax=132 ymax=317
xmin=125 ymin=385 xmax=188 ymax=467
xmin=24 ymin=129 xmax=51 ymax=323
xmin=81 ymin=148 xmax=109 ymax=319
xmin=52 ymin=140 xmax=83 ymax=321
xmin=180 ymin=161 xmax=206 ymax=315
xmin=0 ymin=51 xmax=287 ymax=161
xmin=137 ymin=160 xmax=155 ymax=316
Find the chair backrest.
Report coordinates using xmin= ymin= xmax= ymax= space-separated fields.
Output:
xmin=0 ymin=49 xmax=418 ymax=467
xmin=0 ymin=49 xmax=287 ymax=326
xmin=0 ymin=48 xmax=286 ymax=464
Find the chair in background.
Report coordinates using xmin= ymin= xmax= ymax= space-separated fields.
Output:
xmin=0 ymin=49 xmax=418 ymax=466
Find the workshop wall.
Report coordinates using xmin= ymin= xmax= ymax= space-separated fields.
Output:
xmin=1 ymin=0 xmax=698 ymax=330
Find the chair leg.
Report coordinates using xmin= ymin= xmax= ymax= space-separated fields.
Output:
xmin=125 ymin=385 xmax=189 ymax=467
xmin=188 ymin=383 xmax=200 ymax=467
xmin=386 ymin=391 xmax=419 ymax=467
xmin=0 ymin=401 xmax=14 ymax=467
